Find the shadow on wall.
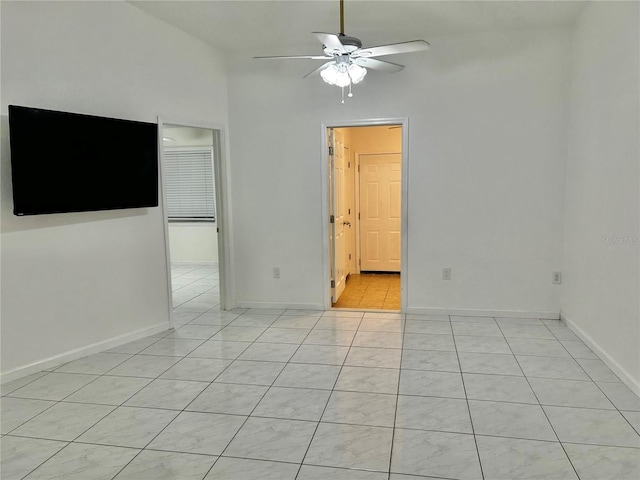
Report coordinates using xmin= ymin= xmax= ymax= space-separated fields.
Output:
xmin=1 ymin=115 xmax=150 ymax=234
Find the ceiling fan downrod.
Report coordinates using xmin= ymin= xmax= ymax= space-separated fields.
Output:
xmin=340 ymin=0 xmax=345 ymax=36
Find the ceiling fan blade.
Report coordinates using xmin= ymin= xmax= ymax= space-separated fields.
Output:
xmin=253 ymin=55 xmax=333 ymax=60
xmin=303 ymin=61 xmax=334 ymax=79
xmin=353 ymin=40 xmax=430 ymax=58
xmin=354 ymin=57 xmax=404 ymax=73
xmin=313 ymin=32 xmax=347 ymax=54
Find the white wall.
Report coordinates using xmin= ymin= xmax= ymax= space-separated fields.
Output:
xmin=169 ymin=223 xmax=218 ymax=264
xmin=0 ymin=1 xmax=229 ymax=379
xmin=561 ymin=2 xmax=640 ymax=389
xmin=227 ymin=28 xmax=571 ymax=314
xmin=348 ymin=126 xmax=402 ymax=156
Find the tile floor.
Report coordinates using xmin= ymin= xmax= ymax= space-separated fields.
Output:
xmin=333 ymin=273 xmax=401 ymax=310
xmin=1 ymin=264 xmax=639 ymax=479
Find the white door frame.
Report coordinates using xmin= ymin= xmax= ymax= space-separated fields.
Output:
xmin=321 ymin=118 xmax=409 ymax=311
xmin=158 ymin=118 xmax=236 ymax=324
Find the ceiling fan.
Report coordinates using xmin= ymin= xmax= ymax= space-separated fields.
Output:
xmin=253 ymin=0 xmax=430 ymax=103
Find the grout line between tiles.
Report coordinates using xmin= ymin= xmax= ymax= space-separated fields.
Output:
xmin=386 ymin=306 xmax=407 ymax=478
xmin=110 ymin=293 xmax=255 ymax=479
xmin=3 ymin=350 xmax=143 ymax=438
xmin=7 ymin=275 xmax=215 ymax=478
xmin=15 ymin=440 xmax=75 ymax=480
xmin=495 ymin=319 xmax=582 ymax=480
xmin=6 ymin=270 xmax=638 ymax=479
xmin=194 ymin=310 xmax=322 ymax=478
xmin=294 ymin=313 xmax=366 ymax=479
xmin=450 ymin=314 xmax=486 ymax=480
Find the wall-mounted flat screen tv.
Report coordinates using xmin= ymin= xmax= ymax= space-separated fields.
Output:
xmin=8 ymin=105 xmax=158 ymax=216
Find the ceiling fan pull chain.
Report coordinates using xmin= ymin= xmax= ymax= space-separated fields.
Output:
xmin=348 ymin=83 xmax=353 ymax=98
xmin=341 ymin=86 xmax=345 ymax=105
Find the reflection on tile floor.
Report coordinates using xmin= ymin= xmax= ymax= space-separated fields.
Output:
xmin=333 ymin=273 xmax=400 ymax=310
xmin=1 ymin=264 xmax=639 ymax=479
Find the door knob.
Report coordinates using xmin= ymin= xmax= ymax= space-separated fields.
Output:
xmin=343 ymin=221 xmax=351 ymax=227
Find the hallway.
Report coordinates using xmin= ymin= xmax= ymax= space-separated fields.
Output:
xmin=333 ymin=273 xmax=400 ymax=310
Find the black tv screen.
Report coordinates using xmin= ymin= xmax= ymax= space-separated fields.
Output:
xmin=8 ymin=105 xmax=158 ymax=216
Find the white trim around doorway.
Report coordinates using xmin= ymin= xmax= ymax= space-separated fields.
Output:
xmin=321 ymin=117 xmax=410 ymax=312
xmin=158 ymin=118 xmax=236 ymax=322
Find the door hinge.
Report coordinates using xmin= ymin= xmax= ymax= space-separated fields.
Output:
xmin=358 ymin=165 xmax=360 ymax=172
xmin=329 ymin=146 xmax=334 ymax=156
xmin=330 ymin=215 xmax=335 ymax=224
xmin=216 ymin=227 xmax=219 ymax=233
xmin=358 ymin=212 xmax=360 ymax=220
xmin=349 ymin=254 xmax=352 ymax=260
xmin=331 ymin=280 xmax=335 ymax=288
xmin=348 ymin=161 xmax=350 ymax=168
xmin=359 ymin=259 xmax=361 ymax=266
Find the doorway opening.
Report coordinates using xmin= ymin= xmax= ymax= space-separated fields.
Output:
xmin=160 ymin=123 xmax=228 ymax=322
xmin=328 ymin=124 xmax=404 ymax=310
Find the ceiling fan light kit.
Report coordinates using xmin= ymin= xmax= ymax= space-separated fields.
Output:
xmin=320 ymin=59 xmax=367 ymax=87
xmin=254 ymin=0 xmax=430 ymax=104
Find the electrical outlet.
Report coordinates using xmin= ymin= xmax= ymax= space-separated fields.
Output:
xmin=552 ymin=271 xmax=562 ymax=284
xmin=442 ymin=268 xmax=452 ymax=281
xmin=273 ymin=267 xmax=280 ymax=279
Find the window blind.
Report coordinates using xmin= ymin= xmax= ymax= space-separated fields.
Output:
xmin=164 ymin=148 xmax=216 ymax=221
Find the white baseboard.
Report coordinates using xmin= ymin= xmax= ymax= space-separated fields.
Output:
xmin=235 ymin=301 xmax=325 ymax=311
xmin=0 ymin=322 xmax=171 ymax=385
xmin=561 ymin=313 xmax=640 ymax=397
xmin=405 ymin=307 xmax=560 ymax=319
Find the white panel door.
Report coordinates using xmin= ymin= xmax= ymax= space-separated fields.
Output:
xmin=331 ymin=130 xmax=348 ymax=301
xmin=359 ymin=153 xmax=401 ymax=272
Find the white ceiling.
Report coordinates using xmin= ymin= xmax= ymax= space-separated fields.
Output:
xmin=131 ymin=0 xmax=588 ymax=55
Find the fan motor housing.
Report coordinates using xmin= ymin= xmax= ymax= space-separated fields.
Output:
xmin=324 ymin=35 xmax=362 ymax=55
